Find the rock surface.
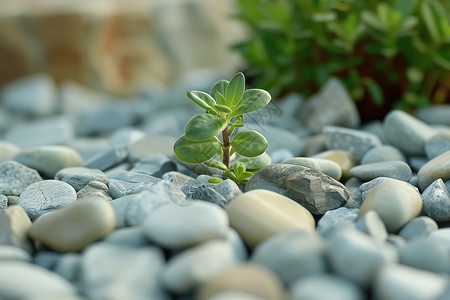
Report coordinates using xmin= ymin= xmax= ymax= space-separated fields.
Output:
xmin=0 ymin=161 xmax=42 ymax=196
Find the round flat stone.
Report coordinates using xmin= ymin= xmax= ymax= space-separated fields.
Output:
xmin=13 ymin=145 xmax=83 ymax=178
xmin=418 ymin=150 xmax=450 ymax=191
xmin=426 ymin=131 xmax=450 ymax=159
xmin=142 ymin=201 xmax=229 ymax=249
xmin=361 ymin=145 xmax=406 ymax=165
xmin=28 ymin=197 xmax=116 ymax=252
xmin=226 ymin=189 xmax=315 ymax=248
xmin=55 ymin=167 xmax=109 ymax=192
xmin=358 ymin=179 xmax=422 ymax=232
xmin=383 ymin=110 xmax=435 ymax=156
xmin=349 ymin=161 xmax=412 ymax=182
xmin=0 ymin=161 xmax=42 ymax=196
xmin=18 ymin=180 xmax=77 ymax=220
xmin=312 ymin=149 xmax=356 ymax=179
xmin=282 ymin=157 xmax=342 ymax=180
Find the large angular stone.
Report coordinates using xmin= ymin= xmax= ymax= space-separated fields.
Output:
xmin=0 ymin=161 xmax=42 ymax=196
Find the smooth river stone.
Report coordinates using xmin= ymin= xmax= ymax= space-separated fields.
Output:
xmin=13 ymin=145 xmax=83 ymax=178
xmin=28 ymin=197 xmax=116 ymax=252
xmin=226 ymin=190 xmax=315 ymax=248
xmin=55 ymin=167 xmax=109 ymax=192
xmin=0 ymin=141 xmax=20 ymax=163
xmin=142 ymin=201 xmax=229 ymax=249
xmin=383 ymin=110 xmax=436 ymax=156
xmin=361 ymin=145 xmax=406 ymax=165
xmin=349 ymin=161 xmax=412 ymax=182
xmin=312 ymin=149 xmax=356 ymax=179
xmin=197 ymin=263 xmax=286 ymax=300
xmin=282 ymin=157 xmax=342 ymax=180
xmin=0 ymin=206 xmax=33 ymax=252
xmin=358 ymin=180 xmax=423 ymax=233
xmin=425 ymin=131 xmax=450 ymax=159
xmin=417 ymin=150 xmax=450 ymax=191
xmin=286 ymin=168 xmax=350 ymax=214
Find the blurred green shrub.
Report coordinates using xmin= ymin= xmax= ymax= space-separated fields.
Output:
xmin=233 ymin=0 xmax=450 ymax=118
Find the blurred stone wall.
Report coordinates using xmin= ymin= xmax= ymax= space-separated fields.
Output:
xmin=0 ymin=0 xmax=244 ymax=95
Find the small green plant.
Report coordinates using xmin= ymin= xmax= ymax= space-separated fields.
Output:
xmin=174 ymin=72 xmax=271 ymax=185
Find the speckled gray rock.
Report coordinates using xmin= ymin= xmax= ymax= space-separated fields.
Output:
xmin=83 ymin=146 xmax=128 ymax=171
xmin=13 ymin=146 xmax=83 ymax=178
xmin=142 ymin=201 xmax=229 ymax=249
xmin=426 ymin=131 xmax=450 ymax=159
xmin=0 ymin=161 xmax=42 ymax=196
xmin=18 ymin=180 xmax=77 ymax=220
xmin=286 ymin=167 xmax=350 ymax=214
xmin=81 ymin=243 xmax=168 ymax=300
xmin=185 ymin=186 xmax=227 ymax=208
xmin=289 ymin=274 xmax=365 ymax=300
xmin=361 ymin=145 xmax=406 ymax=165
xmin=374 ymin=264 xmax=448 ymax=300
xmin=0 ymin=195 xmax=7 ymax=212
xmin=282 ymin=157 xmax=342 ymax=180
xmin=245 ymin=164 xmax=299 ymax=197
xmin=211 ymin=179 xmax=243 ymax=202
xmin=323 ymin=126 xmax=381 ymax=161
xmin=355 ymin=210 xmax=388 ymax=244
xmin=55 ymin=167 xmax=109 ymax=192
xmin=415 ymin=105 xmax=450 ymax=126
xmin=299 ymin=77 xmax=360 ymax=133
xmin=417 ymin=150 xmax=450 ymax=190
xmin=0 ymin=206 xmax=33 ymax=252
xmin=421 ymin=179 xmax=450 ymax=222
xmin=0 ymin=245 xmax=32 ymax=262
xmin=0 ymin=141 xmax=20 ymax=163
xmin=398 ymin=238 xmax=449 ymax=273
xmin=383 ymin=110 xmax=436 ymax=156
xmin=326 ymin=227 xmax=398 ymax=287
xmin=0 ymin=261 xmax=77 ymax=299
xmin=398 ymin=217 xmax=438 ymax=241
xmin=251 ymin=230 xmax=326 ymax=286
xmin=317 ymin=207 xmax=359 ymax=234
xmin=349 ymin=161 xmax=412 ymax=182
xmin=108 ymin=171 xmax=161 ymax=199
xmin=76 ymin=181 xmax=112 ymax=201
xmin=344 ymin=178 xmax=363 ymax=209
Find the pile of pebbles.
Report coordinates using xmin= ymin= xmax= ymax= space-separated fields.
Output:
xmin=0 ymin=74 xmax=450 ymax=300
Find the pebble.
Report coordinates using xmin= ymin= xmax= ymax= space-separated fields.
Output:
xmin=0 ymin=245 xmax=32 ymax=262
xmin=226 ymin=189 xmax=315 ymax=248
xmin=196 ymin=263 xmax=286 ymax=300
xmin=326 ymin=227 xmax=398 ymax=287
xmin=207 ymin=291 xmax=264 ymax=300
xmin=299 ymin=77 xmax=360 ymax=133
xmin=426 ymin=131 xmax=450 ymax=159
xmin=0 ymin=161 xmax=42 ymax=196
xmin=446 ymin=180 xmax=450 ymax=192
xmin=0 ymin=194 xmax=7 ymax=212
xmin=421 ymin=179 xmax=450 ymax=222
xmin=83 ymin=146 xmax=128 ymax=172
xmin=251 ymin=230 xmax=326 ymax=286
xmin=398 ymin=238 xmax=449 ymax=273
xmin=28 ymin=197 xmax=116 ymax=252
xmin=361 ymin=120 xmax=388 ymax=144
xmin=417 ymin=150 xmax=450 ymax=191
xmin=81 ymin=243 xmax=168 ymax=300
xmin=359 ymin=177 xmax=419 ymax=201
xmin=76 ymin=181 xmax=112 ymax=201
xmin=415 ymin=104 xmax=450 ymax=126
xmin=358 ymin=179 xmax=422 ymax=232
xmin=13 ymin=145 xmax=83 ymax=178
xmin=103 ymin=227 xmax=150 ymax=247
xmin=286 ymin=167 xmax=350 ymax=214
xmin=161 ymin=240 xmax=238 ymax=294
xmin=4 ymin=117 xmax=74 ymax=149
xmin=349 ymin=161 xmax=412 ymax=182
xmin=128 ymin=135 xmax=177 ymax=160
xmin=355 ymin=210 xmax=388 ymax=244
xmin=0 ymin=261 xmax=76 ymax=299
xmin=316 ymin=207 xmax=359 ymax=234
xmin=383 ymin=110 xmax=436 ymax=156
xmin=0 ymin=141 xmax=20 ymax=163
xmin=109 ymin=127 xmax=146 ymax=148
xmin=142 ymin=201 xmax=229 ymax=249
xmin=289 ymin=274 xmax=365 ymax=300
xmin=270 ymin=148 xmax=295 ymax=163
xmin=7 ymin=196 xmax=19 ymax=206
xmin=183 ymin=186 xmax=227 ymax=208
xmin=344 ymin=178 xmax=363 ymax=209
xmin=374 ymin=264 xmax=448 ymax=300
xmin=225 ymin=228 xmax=248 ymax=262
xmin=361 ymin=145 xmax=406 ymax=164
xmin=0 ymin=206 xmax=33 ymax=252
xmin=312 ymin=149 xmax=356 ymax=179
xmin=429 ymin=228 xmax=450 ymax=250
xmin=386 ymin=234 xmax=407 ymax=250
xmin=398 ymin=217 xmax=438 ymax=241
xmin=18 ymin=180 xmax=77 ymax=220
xmin=108 ymin=171 xmax=161 ymax=199
xmin=54 ymin=253 xmax=81 ymax=282
xmin=409 ymin=156 xmax=428 ymax=172
xmin=55 ymin=167 xmax=109 ymax=192
xmin=282 ymin=157 xmax=342 ymax=180
xmin=130 ymin=153 xmax=174 ymax=176
xmin=323 ymin=125 xmax=381 ymax=161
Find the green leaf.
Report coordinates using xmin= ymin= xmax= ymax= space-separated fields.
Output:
xmin=230 ymin=89 xmax=271 ymax=117
xmin=364 ymin=78 xmax=384 ymax=107
xmin=421 ymin=0 xmax=442 ymax=42
xmin=186 ymin=91 xmax=216 ymax=110
xmin=238 ymin=152 xmax=272 ymax=170
xmin=362 ymin=11 xmax=385 ymax=32
xmin=230 ymin=130 xmax=268 ymax=157
xmin=215 ymin=93 xmax=227 ymax=106
xmin=211 ymin=80 xmax=229 ymax=102
xmin=233 ymin=162 xmax=246 ymax=177
xmin=213 ymin=104 xmax=232 ymax=114
xmin=185 ymin=114 xmax=227 ymax=141
xmin=174 ymin=135 xmax=221 ymax=163
xmin=225 ymin=170 xmax=239 ymax=182
xmin=208 ymin=178 xmax=223 ymax=184
xmin=225 ymin=72 xmax=245 ymax=107
xmin=204 ymin=160 xmax=228 ymax=171
xmin=239 ymin=171 xmax=253 ymax=180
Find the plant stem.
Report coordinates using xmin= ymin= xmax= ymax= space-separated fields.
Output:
xmin=222 ymin=127 xmax=230 ymax=169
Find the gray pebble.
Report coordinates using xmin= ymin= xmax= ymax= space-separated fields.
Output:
xmin=83 ymin=146 xmax=128 ymax=171
xmin=415 ymin=104 xmax=450 ymax=126
xmin=270 ymin=149 xmax=295 ymax=163
xmin=0 ymin=195 xmax=7 ymax=212
xmin=0 ymin=245 xmax=32 ymax=262
xmin=34 ymin=251 xmax=63 ymax=270
xmin=361 ymin=120 xmax=388 ymax=144
xmin=349 ymin=161 xmax=412 ymax=182
xmin=422 ymin=179 xmax=450 ymax=222
xmin=317 ymin=207 xmax=359 ymax=234
xmin=429 ymin=228 xmax=450 ymax=250
xmin=398 ymin=216 xmax=438 ymax=241
xmin=76 ymin=181 xmax=112 ymax=201
xmin=110 ymin=127 xmax=145 ymax=148
xmin=355 ymin=210 xmax=388 ymax=244
xmin=398 ymin=238 xmax=449 ymax=273
xmin=409 ymin=156 xmax=429 ymax=172
xmin=55 ymin=167 xmax=109 ymax=192
xmin=360 ymin=177 xmax=419 ymax=201
xmin=225 ymin=228 xmax=248 ymax=262
xmin=344 ymin=178 xmax=363 ymax=209
xmin=103 ymin=227 xmax=150 ymax=247
xmin=361 ymin=145 xmax=406 ymax=165
xmin=426 ymin=131 xmax=450 ymax=159
xmin=108 ymin=171 xmax=161 ymax=199
xmin=0 ymin=161 xmax=42 ymax=196
xmin=54 ymin=253 xmax=81 ymax=283
xmin=130 ymin=154 xmax=175 ymax=177
xmin=386 ymin=234 xmax=407 ymax=250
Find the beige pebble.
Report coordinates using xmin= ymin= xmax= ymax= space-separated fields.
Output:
xmin=417 ymin=150 xmax=450 ymax=191
xmin=0 ymin=206 xmax=33 ymax=252
xmin=226 ymin=189 xmax=315 ymax=248
xmin=313 ymin=149 xmax=356 ymax=179
xmin=0 ymin=141 xmax=20 ymax=163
